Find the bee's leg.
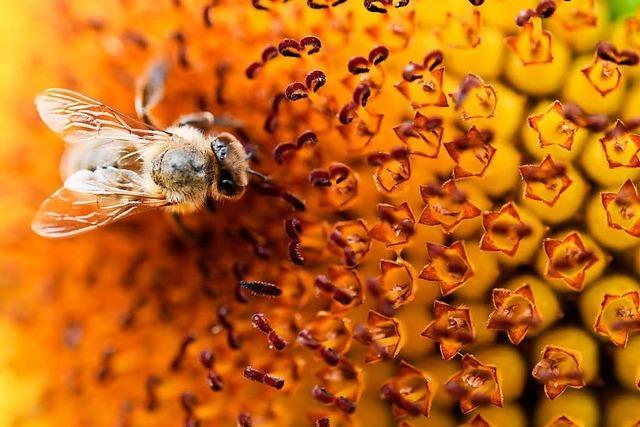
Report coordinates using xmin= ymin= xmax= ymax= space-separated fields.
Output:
xmin=174 ymin=112 xmax=243 ymax=132
xmin=174 ymin=111 xmax=215 ymax=131
xmin=135 ymin=58 xmax=169 ymax=128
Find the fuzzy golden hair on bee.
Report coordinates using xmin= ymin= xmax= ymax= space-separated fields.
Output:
xmin=32 ymin=88 xmax=251 ymax=238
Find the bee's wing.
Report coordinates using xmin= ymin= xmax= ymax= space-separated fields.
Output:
xmin=35 ymin=88 xmax=172 ymax=147
xmin=33 ymin=167 xmax=169 ymax=238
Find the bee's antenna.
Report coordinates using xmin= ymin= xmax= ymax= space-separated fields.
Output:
xmin=247 ymin=168 xmax=269 ymax=181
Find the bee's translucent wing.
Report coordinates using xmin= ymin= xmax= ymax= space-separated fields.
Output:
xmin=35 ymin=88 xmax=172 ymax=146
xmin=64 ymin=166 xmax=162 ymax=198
xmin=33 ymin=167 xmax=169 ymax=238
xmin=32 ymin=187 xmax=169 ymax=238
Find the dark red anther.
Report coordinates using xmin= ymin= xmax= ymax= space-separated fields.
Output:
xmin=274 ymin=131 xmax=318 ymax=163
xmin=238 ymin=412 xmax=252 ymax=427
xmin=262 ymin=45 xmax=279 ymax=62
xmin=369 ymin=45 xmax=389 ymax=65
xmin=268 ymin=331 xmax=288 ymax=351
xmin=263 ymin=374 xmax=284 ymax=390
xmin=330 ymin=164 xmax=350 ymax=182
xmin=469 ymin=0 xmax=484 ymax=4
xmin=239 ymin=280 xmax=282 ymax=297
xmin=97 ymin=347 xmax=116 ymax=382
xmin=328 ymin=230 xmax=349 ymax=248
xmin=515 ymin=8 xmax=536 ymax=26
xmin=300 ymin=36 xmax=322 ymax=55
xmin=334 ymin=396 xmax=357 ymax=414
xmin=243 ymin=366 xmax=264 ymax=382
xmin=215 ymin=61 xmax=229 ymax=106
xmin=333 ymin=287 xmax=356 ymax=305
xmin=353 ymin=83 xmax=371 ymax=107
xmin=307 ymin=0 xmax=328 ymax=8
xmin=338 ymin=102 xmax=358 ymax=125
xmin=424 ymin=50 xmax=444 ymax=71
xmin=251 ymin=313 xmax=288 ymax=351
xmin=281 ymin=191 xmax=306 ymax=211
xmin=285 ymin=82 xmax=309 ymax=100
xmin=264 ymin=113 xmax=277 ymax=133
xmin=348 ymin=56 xmax=370 ymax=75
xmin=181 ymin=394 xmax=201 ymax=427
xmin=402 ymin=62 xmax=423 ymax=82
xmin=172 ymin=31 xmax=190 ymax=69
xmin=285 ymin=218 xmax=303 ymax=240
xmin=298 ymin=329 xmax=321 ymax=350
xmin=207 ymin=371 xmax=224 ymax=391
xmin=297 ymin=130 xmax=318 ymax=147
xmin=314 ymin=418 xmax=330 ymax=427
xmin=234 ymin=280 xmax=248 ymax=303
xmin=271 ymin=92 xmax=286 ymax=112
xmin=380 ymin=384 xmax=422 ymax=417
xmin=123 ymin=30 xmax=148 ymax=49
xmin=252 ymin=313 xmax=272 ymax=334
xmin=367 ymin=152 xmax=392 ymax=166
xmin=343 ymin=249 xmax=358 ymax=268
xmin=366 ymin=277 xmax=382 ymax=297
xmin=170 ymin=333 xmax=196 ymax=371
xmin=319 ymin=347 xmax=341 ymax=366
xmin=278 ymin=38 xmax=302 ymax=57
xmin=243 ymin=366 xmax=285 ymax=389
xmin=199 ymin=350 xmax=215 ymax=369
xmin=252 ymin=0 xmax=269 ymax=10
xmin=288 ymin=240 xmax=305 ymax=265
xmin=180 ymin=392 xmax=198 ymax=415
xmin=562 ymin=102 xmax=609 ymax=131
xmin=120 ymin=297 xmax=147 ymax=329
xmin=391 ymin=147 xmax=409 ymax=159
xmin=315 ymin=275 xmax=336 ymax=293
xmin=586 ymin=114 xmax=610 ymax=131
xmin=364 ymin=0 xmax=387 ymax=13
xmin=597 ymin=42 xmax=618 ymax=62
xmin=597 ymin=41 xmax=640 ymax=66
xmin=203 ymin=4 xmax=214 ymax=27
xmin=306 ymin=70 xmax=327 ymax=92
xmin=621 ymin=53 xmax=640 ymax=66
xmin=199 ymin=350 xmax=224 ymax=391
xmin=145 ymin=375 xmax=160 ymax=411
xmin=312 ymin=385 xmax=336 ymax=404
xmin=274 ymin=143 xmax=297 ymax=164
xmin=217 ymin=306 xmax=233 ymax=330
xmin=227 ymin=330 xmax=242 ymax=350
xmin=454 ymin=74 xmax=483 ymax=109
xmin=536 ymin=0 xmax=556 ymax=18
xmin=309 ymin=169 xmax=333 ymax=187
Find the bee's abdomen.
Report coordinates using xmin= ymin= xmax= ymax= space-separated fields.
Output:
xmin=152 ymin=147 xmax=213 ymax=192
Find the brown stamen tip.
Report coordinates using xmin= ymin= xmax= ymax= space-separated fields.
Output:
xmin=239 ymin=280 xmax=282 ymax=297
xmin=145 ymin=376 xmax=160 ymax=411
xmin=314 ymin=417 xmax=330 ymax=427
xmin=244 ymin=366 xmax=285 ymax=389
xmin=285 ymin=218 xmax=303 ymax=240
xmin=237 ymin=412 xmax=252 ymax=427
xmin=170 ymin=333 xmax=196 ymax=371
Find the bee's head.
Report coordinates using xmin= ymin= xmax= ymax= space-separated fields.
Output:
xmin=210 ymin=132 xmax=249 ymax=199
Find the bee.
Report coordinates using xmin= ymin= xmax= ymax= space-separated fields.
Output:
xmin=32 ymin=88 xmax=255 ymax=238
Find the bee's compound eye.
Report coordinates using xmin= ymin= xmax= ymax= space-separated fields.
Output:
xmin=218 ymin=169 xmax=241 ymax=197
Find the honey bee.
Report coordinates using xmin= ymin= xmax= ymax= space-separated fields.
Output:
xmin=32 ymin=88 xmax=253 ymax=238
